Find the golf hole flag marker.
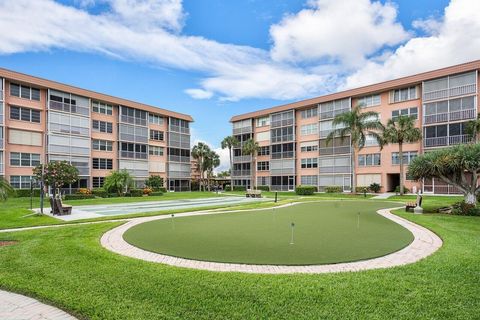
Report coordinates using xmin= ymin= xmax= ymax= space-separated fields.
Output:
xmin=290 ymin=222 xmax=295 ymax=245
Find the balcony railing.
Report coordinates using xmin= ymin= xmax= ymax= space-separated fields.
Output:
xmin=423 ymin=83 xmax=477 ymax=101
xmin=424 ymin=134 xmax=472 ymax=148
xmin=49 ymin=101 xmax=89 ymax=116
xmin=120 ymin=151 xmax=148 ymax=160
xmin=319 ymin=108 xmax=349 ymax=120
xmin=271 ymin=152 xmax=295 ymax=159
xmin=169 ymin=125 xmax=190 ymax=134
xmin=449 ymin=84 xmax=477 ymax=97
xmin=233 ymin=126 xmax=252 ymax=135
xmin=233 ymin=155 xmax=252 ymax=163
xmin=319 ymin=146 xmax=351 ymax=156
xmin=168 ymin=171 xmax=191 ymax=179
xmin=271 ymin=119 xmax=294 ymax=128
xmin=232 ymin=170 xmax=251 ymax=177
xmin=120 ymin=115 xmax=147 ymax=126
xmin=424 ymin=108 xmax=476 ymax=124
xmin=168 ymin=155 xmax=191 ymax=163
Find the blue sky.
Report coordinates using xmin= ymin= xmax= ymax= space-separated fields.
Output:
xmin=0 ymin=0 xmax=477 ymax=170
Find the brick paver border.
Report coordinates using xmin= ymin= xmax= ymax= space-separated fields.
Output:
xmin=101 ymin=205 xmax=443 ymax=274
xmin=0 ymin=290 xmax=77 ymax=320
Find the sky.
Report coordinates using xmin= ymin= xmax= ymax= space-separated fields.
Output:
xmin=0 ymin=0 xmax=478 ymax=172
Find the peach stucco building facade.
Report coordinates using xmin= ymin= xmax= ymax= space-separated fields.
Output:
xmin=0 ymin=68 xmax=193 ymax=192
xmin=231 ymin=60 xmax=480 ymax=194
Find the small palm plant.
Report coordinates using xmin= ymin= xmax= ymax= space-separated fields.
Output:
xmin=242 ymin=139 xmax=260 ymax=190
xmin=104 ymin=169 xmax=134 ymax=196
xmin=326 ymin=104 xmax=383 ymax=193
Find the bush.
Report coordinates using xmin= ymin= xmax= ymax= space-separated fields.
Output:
xmin=295 ymin=185 xmax=317 ymax=195
xmin=395 ymin=185 xmax=410 ymax=194
xmin=128 ymin=189 xmax=144 ymax=197
xmin=150 ymin=191 xmax=163 ymax=196
xmin=191 ymin=180 xmax=200 ymax=191
xmin=233 ymin=186 xmax=246 ymax=192
xmin=92 ymin=188 xmax=108 ymax=198
xmin=14 ymin=189 xmax=41 ymax=197
xmin=145 ymin=175 xmax=164 ymax=190
xmin=64 ymin=194 xmax=95 ymax=200
xmin=369 ymin=183 xmax=381 ymax=193
xmin=451 ymin=201 xmax=480 ymax=216
xmin=257 ymin=186 xmax=270 ymax=191
xmin=108 ymin=193 xmax=119 ymax=198
xmin=355 ymin=186 xmax=370 ymax=193
xmin=325 ymin=186 xmax=342 ymax=193
xmin=77 ymin=188 xmax=92 ymax=195
xmin=158 ymin=187 xmax=167 ymax=193
xmin=143 ymin=187 xmax=153 ymax=195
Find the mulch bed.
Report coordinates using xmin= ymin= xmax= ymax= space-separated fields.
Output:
xmin=0 ymin=240 xmax=18 ymax=247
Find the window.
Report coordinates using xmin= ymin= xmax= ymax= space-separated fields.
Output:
xmin=300 ymin=107 xmax=318 ymax=119
xmin=121 ymin=142 xmax=148 ymax=159
xmin=10 ymin=106 xmax=41 ymax=123
xmin=301 ymin=144 xmax=318 ymax=152
xmin=392 ymin=86 xmax=417 ymax=103
xmin=149 ymin=129 xmax=164 ymax=141
xmin=392 ymin=151 xmax=417 ymax=165
xmin=92 ymin=101 xmax=113 ymax=115
xmin=256 ymin=116 xmax=270 ymax=127
xmin=149 ymin=113 xmax=164 ymax=125
xmin=10 ymin=176 xmax=36 ymax=189
xmin=92 ymin=177 xmax=105 ymax=188
xmin=10 ymin=152 xmax=40 ymax=167
xmin=92 ymin=158 xmax=113 ymax=170
xmin=364 ymin=134 xmax=379 ymax=147
xmin=358 ymin=153 xmax=381 ymax=166
xmin=92 ymin=139 xmax=113 ymax=151
xmin=301 ymin=158 xmax=318 ymax=169
xmin=358 ymin=94 xmax=381 ymax=107
xmin=10 ymin=83 xmax=40 ymax=101
xmin=149 ymin=145 xmax=164 ymax=156
xmin=258 ymin=146 xmax=270 ymax=156
xmin=392 ymin=107 xmax=418 ymax=120
xmin=301 ymin=175 xmax=318 ymax=186
xmin=257 ymin=161 xmax=270 ymax=171
xmin=271 ymin=126 xmax=294 ymax=143
xmin=300 ymin=123 xmax=318 ymax=136
xmin=271 ymin=143 xmax=294 ymax=159
xmin=92 ymin=120 xmax=113 ymax=133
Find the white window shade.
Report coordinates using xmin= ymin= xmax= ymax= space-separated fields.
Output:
xmin=300 ymin=141 xmax=318 ymax=148
xmin=256 ymin=131 xmax=270 ymax=141
xmin=357 ymin=174 xmax=381 ymax=186
xmin=9 ymin=129 xmax=42 ymax=146
xmin=149 ymin=162 xmax=166 ymax=173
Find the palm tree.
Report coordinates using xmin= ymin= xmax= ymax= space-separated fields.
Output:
xmin=0 ymin=177 xmax=14 ymax=201
xmin=204 ymin=150 xmax=220 ymax=190
xmin=221 ymin=136 xmax=239 ymax=191
xmin=104 ymin=169 xmax=134 ymax=196
xmin=466 ymin=113 xmax=480 ymax=143
xmin=192 ymin=142 xmax=211 ymax=191
xmin=326 ymin=104 xmax=383 ymax=194
xmin=382 ymin=115 xmax=422 ymax=196
xmin=242 ymin=139 xmax=260 ymax=190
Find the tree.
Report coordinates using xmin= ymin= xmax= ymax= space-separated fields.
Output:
xmin=203 ymin=150 xmax=220 ymax=190
xmin=382 ymin=115 xmax=422 ymax=195
xmin=466 ymin=113 xmax=480 ymax=143
xmin=192 ymin=142 xmax=211 ymax=191
xmin=242 ymin=139 xmax=260 ymax=190
xmin=408 ymin=143 xmax=480 ymax=205
xmin=145 ymin=175 xmax=164 ymax=190
xmin=221 ymin=136 xmax=239 ymax=191
xmin=33 ymin=161 xmax=79 ymax=194
xmin=103 ymin=169 xmax=134 ymax=196
xmin=326 ymin=105 xmax=383 ymax=193
xmin=0 ymin=177 xmax=14 ymax=201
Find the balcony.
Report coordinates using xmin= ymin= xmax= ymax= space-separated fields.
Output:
xmin=169 ymin=125 xmax=190 ymax=134
xmin=423 ymin=83 xmax=476 ymax=101
xmin=271 ymin=119 xmax=294 ymax=128
xmin=319 ymin=108 xmax=349 ymax=120
xmin=424 ymin=108 xmax=476 ymax=124
xmin=232 ymin=126 xmax=252 ymax=135
xmin=168 ymin=155 xmax=190 ymax=163
xmin=120 ymin=115 xmax=147 ymax=126
xmin=271 ymin=152 xmax=295 ymax=159
xmin=233 ymin=155 xmax=252 ymax=163
xmin=168 ymin=171 xmax=191 ymax=179
xmin=49 ymin=101 xmax=89 ymax=116
xmin=120 ymin=151 xmax=148 ymax=160
xmin=319 ymin=145 xmax=351 ymax=156
xmin=232 ymin=170 xmax=251 ymax=177
xmin=424 ymin=134 xmax=472 ymax=148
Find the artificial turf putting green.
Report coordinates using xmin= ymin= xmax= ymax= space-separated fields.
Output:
xmin=123 ymin=201 xmax=414 ymax=265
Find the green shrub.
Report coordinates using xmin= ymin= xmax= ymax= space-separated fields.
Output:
xmin=325 ymin=186 xmax=342 ymax=193
xmin=257 ymin=186 xmax=270 ymax=191
xmin=14 ymin=189 xmax=41 ymax=197
xmin=369 ymin=183 xmax=381 ymax=193
xmin=145 ymin=175 xmax=164 ymax=190
xmin=394 ymin=185 xmax=410 ymax=194
xmin=128 ymin=189 xmax=144 ymax=197
xmin=108 ymin=193 xmax=119 ymax=198
xmin=91 ymin=188 xmax=108 ymax=198
xmin=233 ymin=186 xmax=246 ymax=192
xmin=191 ymin=180 xmax=200 ymax=191
xmin=150 ymin=191 xmax=163 ymax=197
xmin=295 ymin=185 xmax=317 ymax=195
xmin=158 ymin=187 xmax=167 ymax=193
xmin=64 ymin=194 xmax=95 ymax=200
xmin=451 ymin=201 xmax=480 ymax=216
xmin=355 ymin=186 xmax=370 ymax=193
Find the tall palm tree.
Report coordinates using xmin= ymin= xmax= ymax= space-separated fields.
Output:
xmin=242 ymin=139 xmax=260 ymax=190
xmin=466 ymin=113 xmax=480 ymax=143
xmin=191 ymin=142 xmax=211 ymax=191
xmin=326 ymin=104 xmax=383 ymax=194
xmin=204 ymin=150 xmax=220 ymax=190
xmin=382 ymin=115 xmax=422 ymax=196
xmin=221 ymin=136 xmax=239 ymax=191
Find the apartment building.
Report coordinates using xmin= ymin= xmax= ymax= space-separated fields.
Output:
xmin=230 ymin=60 xmax=480 ymax=194
xmin=0 ymin=68 xmax=193 ymax=192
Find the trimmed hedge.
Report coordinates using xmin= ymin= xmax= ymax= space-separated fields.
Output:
xmin=14 ymin=189 xmax=41 ymax=197
xmin=64 ymin=194 xmax=96 ymax=200
xmin=256 ymin=186 xmax=270 ymax=192
xmin=158 ymin=187 xmax=167 ymax=193
xmin=233 ymin=186 xmax=246 ymax=192
xmin=325 ymin=186 xmax=342 ymax=193
xmin=355 ymin=186 xmax=370 ymax=193
xmin=150 ymin=191 xmax=163 ymax=196
xmin=128 ymin=189 xmax=144 ymax=197
xmin=92 ymin=189 xmax=108 ymax=198
xmin=295 ymin=185 xmax=317 ymax=195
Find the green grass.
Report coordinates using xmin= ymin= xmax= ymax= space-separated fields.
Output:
xmin=124 ymin=201 xmax=413 ymax=265
xmin=0 ymin=206 xmax=479 ymax=319
xmin=389 ymin=195 xmax=463 ymax=213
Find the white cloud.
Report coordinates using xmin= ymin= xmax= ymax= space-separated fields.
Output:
xmin=184 ymin=88 xmax=213 ymax=100
xmin=189 ymin=128 xmax=230 ymax=173
xmin=343 ymin=0 xmax=480 ymax=89
xmin=270 ymin=0 xmax=410 ymax=67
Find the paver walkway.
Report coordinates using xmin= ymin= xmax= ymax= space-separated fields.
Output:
xmin=101 ymin=205 xmax=443 ymax=274
xmin=0 ymin=290 xmax=77 ymax=320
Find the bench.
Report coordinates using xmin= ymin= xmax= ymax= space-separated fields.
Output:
xmin=49 ymin=197 xmax=73 ymax=215
xmin=246 ymin=189 xmax=262 ymax=198
xmin=405 ymin=194 xmax=423 ymax=212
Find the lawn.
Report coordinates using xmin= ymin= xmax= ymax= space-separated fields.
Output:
xmin=0 ymin=205 xmax=479 ymax=319
xmin=123 ymin=201 xmax=413 ymax=265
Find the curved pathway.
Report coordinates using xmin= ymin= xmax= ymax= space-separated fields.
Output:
xmin=101 ymin=206 xmax=443 ymax=274
xmin=0 ymin=290 xmax=77 ymax=320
